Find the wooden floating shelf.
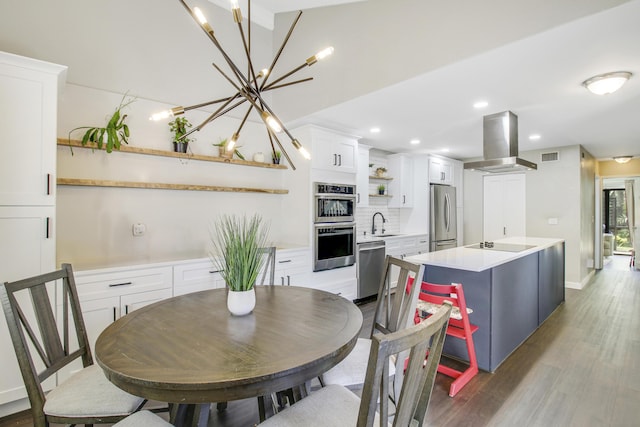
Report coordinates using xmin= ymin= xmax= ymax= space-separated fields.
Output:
xmin=58 ymin=139 xmax=288 ymax=170
xmin=369 ymin=175 xmax=393 ymax=180
xmin=369 ymin=194 xmax=392 ymax=198
xmin=57 ymin=178 xmax=288 ymax=194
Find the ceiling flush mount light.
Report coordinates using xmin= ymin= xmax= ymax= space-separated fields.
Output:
xmin=613 ymin=156 xmax=632 ymax=164
xmin=473 ymin=101 xmax=489 ymax=109
xmin=150 ymin=0 xmax=335 ymax=169
xmin=582 ymin=71 xmax=632 ymax=95
xmin=370 ymin=127 xmax=381 ymax=134
xmin=529 ymin=134 xmax=541 ymax=141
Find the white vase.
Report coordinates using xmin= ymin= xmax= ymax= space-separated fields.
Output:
xmin=227 ymin=288 xmax=256 ymax=316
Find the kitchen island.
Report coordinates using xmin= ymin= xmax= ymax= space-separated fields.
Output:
xmin=406 ymin=237 xmax=564 ymax=372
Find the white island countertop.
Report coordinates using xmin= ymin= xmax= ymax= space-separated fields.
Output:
xmin=405 ymin=237 xmax=564 ymax=272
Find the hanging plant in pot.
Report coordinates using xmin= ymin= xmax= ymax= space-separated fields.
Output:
xmin=209 ymin=214 xmax=270 ymax=316
xmin=168 ymin=116 xmax=194 ymax=153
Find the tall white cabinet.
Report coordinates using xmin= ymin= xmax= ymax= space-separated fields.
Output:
xmin=0 ymin=52 xmax=66 ymax=408
xmin=483 ymin=174 xmax=526 ymax=241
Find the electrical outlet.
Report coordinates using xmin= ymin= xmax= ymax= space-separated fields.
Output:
xmin=132 ymin=223 xmax=146 ymax=236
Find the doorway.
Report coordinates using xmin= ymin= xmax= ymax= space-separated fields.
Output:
xmin=602 ymin=187 xmax=632 ymax=254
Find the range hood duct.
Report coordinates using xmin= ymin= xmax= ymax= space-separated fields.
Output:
xmin=464 ymin=111 xmax=537 ymax=173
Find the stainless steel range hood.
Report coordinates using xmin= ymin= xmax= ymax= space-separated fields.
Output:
xmin=464 ymin=111 xmax=537 ymax=173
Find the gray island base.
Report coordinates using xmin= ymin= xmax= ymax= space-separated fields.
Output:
xmin=407 ymin=237 xmax=565 ymax=372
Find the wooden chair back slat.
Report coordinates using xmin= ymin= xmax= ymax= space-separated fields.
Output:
xmin=358 ymin=301 xmax=452 ymax=427
xmin=259 ymin=246 xmax=277 ymax=286
xmin=371 ymin=256 xmax=425 ymax=338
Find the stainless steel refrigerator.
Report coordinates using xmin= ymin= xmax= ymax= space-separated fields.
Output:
xmin=430 ymin=184 xmax=457 ymax=251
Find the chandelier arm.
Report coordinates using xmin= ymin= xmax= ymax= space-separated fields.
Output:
xmin=267 ymin=130 xmax=296 ymax=171
xmin=262 ymin=63 xmax=308 ymax=91
xmin=263 ymin=77 xmax=314 ymax=92
xmin=266 ymin=128 xmax=277 ymax=156
xmin=211 ymin=62 xmax=244 ymax=93
xmin=181 ymin=95 xmax=240 ymax=112
xmin=178 ymin=0 xmax=251 ymax=89
xmin=234 ymin=104 xmax=254 ymax=137
xmin=260 ymin=10 xmax=303 ymax=91
xmin=236 ymin=23 xmax=259 ymax=91
xmin=178 ymin=95 xmax=245 ymax=141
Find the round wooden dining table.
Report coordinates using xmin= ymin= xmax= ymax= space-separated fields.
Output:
xmin=95 ymin=285 xmax=363 ymax=425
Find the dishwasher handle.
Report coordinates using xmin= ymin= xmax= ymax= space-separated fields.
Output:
xmin=359 ymin=244 xmax=386 ymax=252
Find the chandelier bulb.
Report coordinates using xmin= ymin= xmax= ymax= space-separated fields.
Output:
xmin=262 ymin=112 xmax=282 ymax=133
xmin=194 ymin=7 xmax=214 ymax=33
xmin=292 ymin=139 xmax=311 ymax=160
xmin=306 ymin=46 xmax=334 ymax=66
xmin=230 ymin=0 xmax=242 ymax=23
xmin=149 ymin=106 xmax=185 ymax=121
xmin=226 ymin=133 xmax=239 ymax=152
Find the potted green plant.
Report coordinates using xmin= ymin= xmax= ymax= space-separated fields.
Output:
xmin=209 ymin=214 xmax=270 ymax=316
xmin=68 ymin=93 xmax=134 ymax=154
xmin=378 ymin=184 xmax=386 ymax=195
xmin=272 ymin=150 xmax=282 ymax=164
xmin=375 ymin=166 xmax=387 ymax=177
xmin=168 ymin=117 xmax=194 ymax=153
xmin=213 ymin=140 xmax=245 ymax=160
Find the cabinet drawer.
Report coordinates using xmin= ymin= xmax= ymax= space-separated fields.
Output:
xmin=74 ymin=266 xmax=173 ymax=302
xmin=275 ymin=248 xmax=311 ymax=267
xmin=173 ymin=259 xmax=224 ymax=295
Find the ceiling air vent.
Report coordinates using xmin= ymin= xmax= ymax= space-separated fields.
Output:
xmin=541 ymin=151 xmax=560 ymax=162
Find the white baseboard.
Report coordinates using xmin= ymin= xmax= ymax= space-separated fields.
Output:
xmin=565 ymin=269 xmax=596 ymax=290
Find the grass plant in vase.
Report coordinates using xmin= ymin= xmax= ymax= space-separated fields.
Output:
xmin=209 ymin=214 xmax=270 ymax=316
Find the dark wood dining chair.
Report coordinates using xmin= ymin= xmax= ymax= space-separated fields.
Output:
xmin=0 ymin=264 xmax=159 ymax=427
xmin=320 ymin=256 xmax=425 ymax=400
xmin=259 ymin=246 xmax=277 ymax=286
xmin=259 ymin=301 xmax=453 ymax=426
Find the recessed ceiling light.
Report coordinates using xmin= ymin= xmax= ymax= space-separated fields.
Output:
xmin=529 ymin=134 xmax=541 ymax=141
xmin=410 ymin=139 xmax=420 ymax=145
xmin=441 ymin=148 xmax=450 ymax=153
xmin=473 ymin=101 xmax=489 ymax=109
xmin=370 ymin=127 xmax=381 ymax=133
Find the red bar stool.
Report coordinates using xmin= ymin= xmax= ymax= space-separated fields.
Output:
xmin=411 ymin=280 xmax=479 ymax=397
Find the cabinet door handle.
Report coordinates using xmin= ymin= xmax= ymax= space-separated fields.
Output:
xmin=281 ymin=277 xmax=285 ymax=286
xmin=278 ymin=259 xmax=292 ymax=264
xmin=124 ymin=305 xmax=129 ymax=315
xmin=45 ymin=217 xmax=51 ymax=239
xmin=357 ymin=193 xmax=360 ymax=203
xmin=113 ymin=307 xmax=117 ymax=322
xmin=209 ymin=269 xmax=222 ymax=273
xmin=403 ymin=195 xmax=406 ymax=204
xmin=108 ymin=281 xmax=133 ymax=287
xmin=46 ymin=173 xmax=51 ymax=195
xmin=333 ymin=154 xmax=337 ymax=166
xmin=287 ymin=275 xmax=291 ymax=286
xmin=338 ymin=154 xmax=342 ymax=166
xmin=503 ymin=226 xmax=506 ymax=235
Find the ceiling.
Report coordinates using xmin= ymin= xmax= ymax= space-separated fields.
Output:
xmin=218 ymin=0 xmax=640 ymax=161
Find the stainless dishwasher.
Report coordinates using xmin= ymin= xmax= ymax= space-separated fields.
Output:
xmin=356 ymin=240 xmax=386 ymax=300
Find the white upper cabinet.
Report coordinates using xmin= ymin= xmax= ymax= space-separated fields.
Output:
xmin=356 ymin=145 xmax=370 ymax=206
xmin=388 ymin=154 xmax=414 ymax=208
xmin=428 ymin=156 xmax=454 ymax=185
xmin=483 ymin=174 xmax=526 ymax=241
xmin=0 ymin=52 xmax=66 ymax=206
xmin=309 ymin=126 xmax=358 ymax=174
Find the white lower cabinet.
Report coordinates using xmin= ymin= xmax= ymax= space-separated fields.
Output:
xmin=173 ymin=259 xmax=225 ymax=295
xmin=73 ymin=266 xmax=173 ymax=352
xmin=309 ymin=265 xmax=357 ymax=301
xmin=274 ymin=248 xmax=311 ymax=286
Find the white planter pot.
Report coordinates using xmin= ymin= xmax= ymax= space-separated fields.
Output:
xmin=227 ymin=288 xmax=256 ymax=316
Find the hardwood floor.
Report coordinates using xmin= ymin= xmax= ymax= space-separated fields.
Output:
xmin=2 ymin=256 xmax=638 ymax=426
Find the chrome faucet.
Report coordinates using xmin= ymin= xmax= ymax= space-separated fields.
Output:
xmin=372 ymin=212 xmax=386 ymax=235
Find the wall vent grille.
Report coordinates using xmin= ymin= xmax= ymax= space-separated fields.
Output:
xmin=541 ymin=151 xmax=560 ymax=162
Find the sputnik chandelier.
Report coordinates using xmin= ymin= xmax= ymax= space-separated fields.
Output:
xmin=150 ymin=0 xmax=334 ymax=170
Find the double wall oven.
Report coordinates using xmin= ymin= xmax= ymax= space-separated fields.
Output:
xmin=313 ymin=182 xmax=356 ymax=272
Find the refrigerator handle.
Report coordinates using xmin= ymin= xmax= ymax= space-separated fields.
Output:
xmin=444 ymin=193 xmax=450 ymax=232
